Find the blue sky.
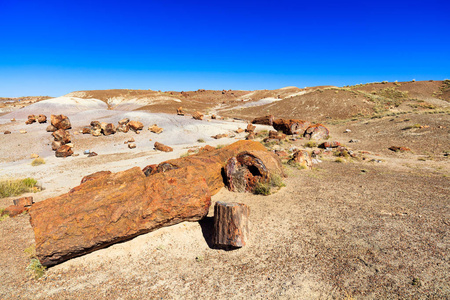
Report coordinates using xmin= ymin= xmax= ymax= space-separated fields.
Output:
xmin=0 ymin=0 xmax=449 ymax=97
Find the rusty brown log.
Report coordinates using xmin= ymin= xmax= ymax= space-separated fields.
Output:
xmin=29 ymin=166 xmax=211 ymax=267
xmin=251 ymin=115 xmax=274 ymax=126
xmin=272 ymin=119 xmax=310 ymax=135
xmin=213 ymin=202 xmax=249 ymax=248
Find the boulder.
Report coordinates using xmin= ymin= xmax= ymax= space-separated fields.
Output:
xmin=29 ymin=167 xmax=211 ymax=266
xmin=80 ymin=171 xmax=112 ymax=184
xmin=288 ymin=150 xmax=313 ymax=169
xmin=273 ymin=119 xmax=310 ymax=135
xmin=51 ymin=114 xmax=71 ymax=130
xmin=225 ymin=150 xmax=284 ymax=193
xmin=37 ymin=114 xmax=47 ymax=123
xmin=82 ymin=127 xmax=91 ymax=134
xmin=55 ymin=145 xmax=73 ymax=157
xmin=304 ymin=124 xmax=330 ymax=140
xmin=46 ymin=125 xmax=57 ymax=132
xmin=251 ymin=115 xmax=274 ymax=126
xmin=52 ymin=141 xmax=62 ymax=151
xmin=128 ymin=121 xmax=144 ymax=132
xmin=154 ymin=142 xmax=173 ymax=152
xmin=148 ymin=124 xmax=163 ymax=134
xmin=118 ymin=118 xmax=130 ymax=125
xmin=52 ymin=129 xmax=71 ymax=144
xmin=102 ymin=123 xmax=116 ymax=136
xmin=116 ymin=124 xmax=129 ymax=133
xmin=192 ymin=111 xmax=204 ymax=120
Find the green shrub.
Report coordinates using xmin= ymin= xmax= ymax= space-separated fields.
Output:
xmin=0 ymin=208 xmax=8 ymax=221
xmin=253 ymin=182 xmax=271 ymax=196
xmin=31 ymin=158 xmax=45 ymax=166
xmin=0 ymin=178 xmax=38 ymax=198
xmin=304 ymin=141 xmax=316 ymax=148
xmin=27 ymin=259 xmax=46 ymax=279
xmin=270 ymin=174 xmax=286 ymax=188
xmin=197 ymin=139 xmax=205 ymax=143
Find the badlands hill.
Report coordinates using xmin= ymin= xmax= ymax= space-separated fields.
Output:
xmin=0 ymin=80 xmax=449 ymax=299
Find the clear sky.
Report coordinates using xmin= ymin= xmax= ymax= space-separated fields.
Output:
xmin=1 ymin=0 xmax=449 ymax=97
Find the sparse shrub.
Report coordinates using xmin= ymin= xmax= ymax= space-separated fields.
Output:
xmin=270 ymin=174 xmax=285 ymax=188
xmin=180 ymin=152 xmax=190 ymax=158
xmin=26 ymin=258 xmax=46 ymax=279
xmin=31 ymin=158 xmax=45 ymax=166
xmin=335 ymin=158 xmax=345 ymax=163
xmin=216 ymin=144 xmax=225 ymax=149
xmin=403 ymin=123 xmax=422 ymax=130
xmin=304 ymin=141 xmax=316 ymax=148
xmin=197 ymin=139 xmax=205 ymax=143
xmin=0 ymin=178 xmax=38 ymax=198
xmin=253 ymin=182 xmax=271 ymax=196
xmin=24 ymin=245 xmax=36 ymax=258
xmin=0 ymin=208 xmax=8 ymax=221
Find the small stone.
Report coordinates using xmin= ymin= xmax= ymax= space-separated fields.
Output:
xmin=128 ymin=143 xmax=136 ymax=149
xmin=88 ymin=152 xmax=98 ymax=157
xmin=148 ymin=124 xmax=163 ymax=134
xmin=30 ymin=153 xmax=39 ymax=159
xmin=19 ymin=130 xmax=27 ymax=134
xmin=4 ymin=131 xmax=11 ymax=134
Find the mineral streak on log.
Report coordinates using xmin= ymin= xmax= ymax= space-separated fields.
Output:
xmin=29 ymin=166 xmax=211 ymax=267
xmin=213 ymin=202 xmax=250 ymax=248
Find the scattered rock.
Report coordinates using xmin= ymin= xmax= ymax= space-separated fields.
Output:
xmin=13 ymin=196 xmax=34 ymax=207
xmin=37 ymin=114 xmax=47 ymax=123
xmin=52 ymin=129 xmax=71 ymax=144
xmin=46 ymin=125 xmax=57 ymax=132
xmin=344 ymin=129 xmax=351 ymax=133
xmin=128 ymin=138 xmax=135 ymax=143
xmin=10 ymin=118 xmax=16 ymax=122
xmin=51 ymin=114 xmax=71 ymax=130
xmin=177 ymin=107 xmax=185 ymax=116
xmin=19 ymin=130 xmax=27 ymax=134
xmin=2 ymin=197 xmax=34 ymax=217
xmin=304 ymin=124 xmax=330 ymax=140
xmin=4 ymin=130 xmax=11 ymax=134
xmin=389 ymin=146 xmax=411 ymax=152
xmin=55 ymin=145 xmax=73 ymax=157
xmin=88 ymin=152 xmax=98 ymax=157
xmin=25 ymin=115 xmax=37 ymax=125
xmin=192 ymin=111 xmax=204 ymax=120
xmin=30 ymin=153 xmax=39 ymax=159
xmin=154 ymin=142 xmax=173 ymax=152
xmin=118 ymin=118 xmax=130 ymax=125
xmin=246 ymin=132 xmax=255 ymax=140
xmin=149 ymin=124 xmax=163 ymax=134
xmin=128 ymin=121 xmax=144 ymax=132
xmin=267 ymin=130 xmax=286 ymax=140
xmin=236 ymin=128 xmax=244 ymax=134
xmin=245 ymin=124 xmax=256 ymax=133
xmin=319 ymin=141 xmax=341 ymax=149
xmin=211 ymin=114 xmax=217 ymax=119
xmin=128 ymin=143 xmax=136 ymax=149
xmin=116 ymin=124 xmax=129 ymax=133
xmin=288 ymin=150 xmax=313 ymax=169
xmin=82 ymin=127 xmax=91 ymax=134
xmin=212 ymin=134 xmax=228 ymax=139
xmin=349 ymin=139 xmax=360 ymax=143
xmin=52 ymin=141 xmax=62 ymax=151
xmin=102 ymin=123 xmax=116 ymax=136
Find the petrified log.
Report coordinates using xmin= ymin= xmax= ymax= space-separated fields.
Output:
xmin=267 ymin=130 xmax=286 ymax=140
xmin=37 ymin=114 xmax=47 ymax=123
xmin=213 ymin=202 xmax=249 ymax=248
xmin=251 ymin=115 xmax=274 ymax=126
xmin=2 ymin=197 xmax=34 ymax=217
xmin=192 ymin=111 xmax=204 ymax=120
xmin=149 ymin=124 xmax=163 ymax=134
xmin=29 ymin=167 xmax=211 ymax=266
xmin=225 ymin=150 xmax=284 ymax=193
xmin=288 ymin=150 xmax=313 ymax=169
xmin=25 ymin=115 xmax=36 ymax=125
xmin=55 ymin=145 xmax=73 ymax=157
xmin=319 ymin=141 xmax=341 ymax=149
xmin=212 ymin=133 xmax=227 ymax=139
xmin=118 ymin=118 xmax=129 ymax=125
xmin=144 ymin=140 xmax=267 ymax=195
xmin=51 ymin=141 xmax=62 ymax=151
xmin=304 ymin=124 xmax=329 ymax=140
xmin=46 ymin=125 xmax=57 ymax=132
xmin=82 ymin=126 xmax=91 ymax=134
xmin=154 ymin=142 xmax=173 ymax=152
xmin=102 ymin=123 xmax=116 ymax=135
xmin=52 ymin=129 xmax=71 ymax=144
xmin=51 ymin=114 xmax=71 ymax=130
xmin=116 ymin=124 xmax=129 ymax=133
xmin=177 ymin=107 xmax=185 ymax=116
xmin=80 ymin=171 xmax=112 ymax=184
xmin=273 ymin=119 xmax=310 ymax=135
xmin=245 ymin=124 xmax=256 ymax=133
xmin=128 ymin=121 xmax=144 ymax=132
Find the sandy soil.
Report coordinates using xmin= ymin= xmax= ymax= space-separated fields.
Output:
xmin=0 ymin=84 xmax=449 ymax=299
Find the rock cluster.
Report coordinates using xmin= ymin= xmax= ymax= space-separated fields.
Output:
xmin=48 ymin=115 xmax=73 ymax=157
xmin=25 ymin=114 xmax=47 ymax=125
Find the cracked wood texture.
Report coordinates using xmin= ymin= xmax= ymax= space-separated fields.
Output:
xmin=29 ymin=166 xmax=211 ymax=267
xmin=213 ymin=202 xmax=249 ymax=248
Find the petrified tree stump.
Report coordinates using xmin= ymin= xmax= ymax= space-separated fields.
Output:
xmin=213 ymin=202 xmax=249 ymax=248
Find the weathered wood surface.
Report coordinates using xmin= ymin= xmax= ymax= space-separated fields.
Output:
xmin=251 ymin=115 xmax=274 ymax=126
xmin=29 ymin=166 xmax=211 ymax=267
xmin=213 ymin=202 xmax=249 ymax=248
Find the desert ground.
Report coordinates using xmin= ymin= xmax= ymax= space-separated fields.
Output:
xmin=0 ymin=80 xmax=449 ymax=299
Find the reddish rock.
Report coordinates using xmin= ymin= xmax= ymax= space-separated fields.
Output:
xmin=225 ymin=150 xmax=285 ymax=193
xmin=2 ymin=205 xmax=28 ymax=217
xmin=246 ymin=132 xmax=255 ymax=140
xmin=198 ymin=145 xmax=216 ymax=153
xmin=46 ymin=125 xmax=57 ymax=132
xmin=236 ymin=128 xmax=244 ymax=133
xmin=211 ymin=114 xmax=217 ymax=119
xmin=128 ymin=143 xmax=136 ymax=149
xmin=268 ymin=130 xmax=286 ymax=140
xmin=177 ymin=107 xmax=185 ymax=116
xmin=51 ymin=114 xmax=71 ymax=130
xmin=80 ymin=171 xmax=112 ymax=184
xmin=251 ymin=115 xmax=274 ymax=126
xmin=116 ymin=124 xmax=129 ymax=133
xmin=55 ymin=145 xmax=73 ymax=157
xmin=29 ymin=166 xmax=211 ymax=266
xmin=213 ymin=202 xmax=249 ymax=248
xmin=51 ymin=141 xmax=62 ymax=151
xmin=149 ymin=140 xmax=267 ymax=195
xmin=212 ymin=133 xmax=228 ymax=139
xmin=118 ymin=118 xmax=129 ymax=125
xmin=142 ymin=164 xmax=158 ymax=176
xmin=4 ymin=130 xmax=11 ymax=134
xmin=389 ymin=146 xmax=411 ymax=152
xmin=273 ymin=119 xmax=310 ymax=135
xmin=319 ymin=141 xmax=341 ymax=149
xmin=304 ymin=124 xmax=330 ymax=140
xmin=289 ymin=150 xmax=313 ymax=169
xmin=13 ymin=196 xmax=34 ymax=207
xmin=128 ymin=121 xmax=144 ymax=132
xmin=52 ymin=129 xmax=71 ymax=144
xmin=37 ymin=114 xmax=47 ymax=123
xmin=102 ymin=123 xmax=116 ymax=135
xmin=154 ymin=142 xmax=173 ymax=152
xmin=25 ymin=115 xmax=36 ymax=125
xmin=88 ymin=152 xmax=98 ymax=157
xmin=148 ymin=124 xmax=163 ymax=134
xmin=82 ymin=127 xmax=91 ymax=134
xmin=192 ymin=111 xmax=204 ymax=120
xmin=245 ymin=124 xmax=256 ymax=133
xmin=274 ymin=150 xmax=290 ymax=159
